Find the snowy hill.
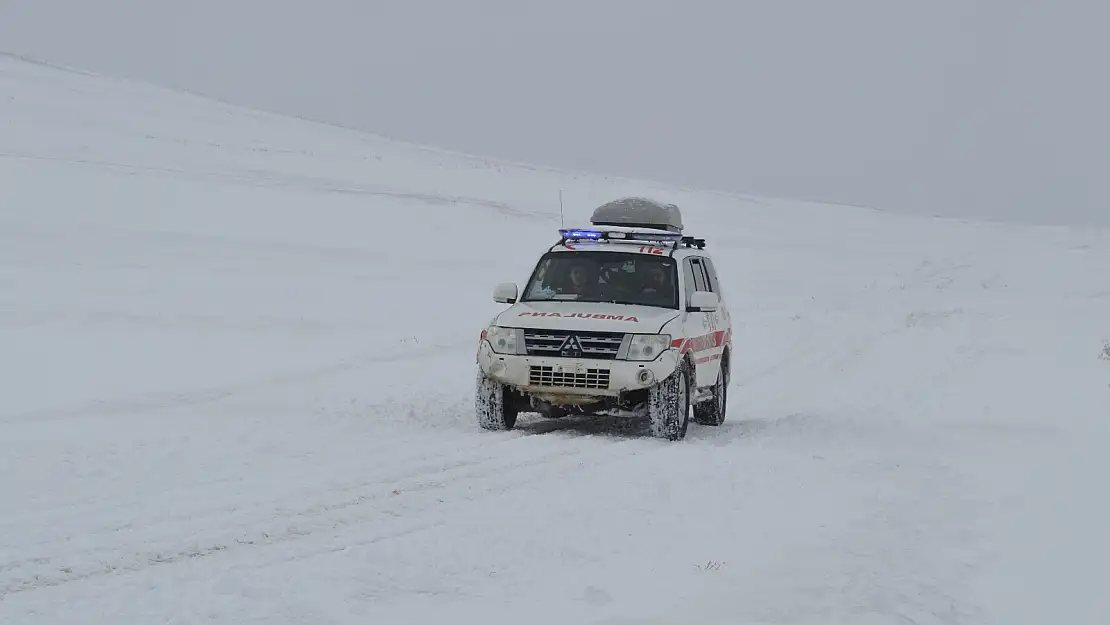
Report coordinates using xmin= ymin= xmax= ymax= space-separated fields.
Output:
xmin=2 ymin=53 xmax=1109 ymax=625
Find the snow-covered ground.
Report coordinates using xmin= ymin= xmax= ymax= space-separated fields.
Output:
xmin=2 ymin=53 xmax=1109 ymax=624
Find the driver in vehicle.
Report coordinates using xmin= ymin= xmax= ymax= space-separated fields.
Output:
xmin=638 ymin=264 xmax=673 ymax=306
xmin=643 ymin=266 xmax=668 ymax=293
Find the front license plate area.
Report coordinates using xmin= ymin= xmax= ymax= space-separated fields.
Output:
xmin=553 ymin=361 xmax=586 ymax=375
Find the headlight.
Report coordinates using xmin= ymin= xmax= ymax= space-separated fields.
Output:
xmin=626 ymin=334 xmax=671 ymax=361
xmin=485 ymin=325 xmax=523 ymax=355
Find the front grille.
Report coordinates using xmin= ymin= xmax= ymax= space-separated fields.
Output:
xmin=523 ymin=329 xmax=625 ymax=360
xmin=529 ymin=366 xmax=611 ymax=389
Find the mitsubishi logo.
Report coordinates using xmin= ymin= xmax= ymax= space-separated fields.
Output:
xmin=559 ymin=335 xmax=584 ymax=358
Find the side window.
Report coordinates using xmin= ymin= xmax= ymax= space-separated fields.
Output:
xmin=682 ymin=258 xmax=699 ymax=304
xmin=689 ymin=257 xmax=711 ymax=292
xmin=702 ymin=257 xmax=722 ymax=295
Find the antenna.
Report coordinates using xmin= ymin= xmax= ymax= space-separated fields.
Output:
xmin=558 ymin=189 xmax=565 ymax=228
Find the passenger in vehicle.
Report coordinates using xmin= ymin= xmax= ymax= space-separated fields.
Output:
xmin=560 ymin=261 xmax=600 ymax=297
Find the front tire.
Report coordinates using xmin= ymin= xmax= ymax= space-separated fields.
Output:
xmin=649 ymin=359 xmax=691 ymax=441
xmin=476 ymin=370 xmax=518 ymax=431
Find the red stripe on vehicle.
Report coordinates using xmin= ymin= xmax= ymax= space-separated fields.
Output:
xmin=673 ymin=329 xmax=729 ymax=355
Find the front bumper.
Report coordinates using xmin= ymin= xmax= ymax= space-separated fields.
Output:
xmin=477 ymin=340 xmax=680 ymax=404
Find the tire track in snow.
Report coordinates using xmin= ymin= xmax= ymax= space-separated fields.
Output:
xmin=1 ymin=423 xmax=500 ymax=552
xmin=0 ymin=433 xmax=638 ymax=597
xmin=0 ymin=337 xmax=469 ymax=425
xmin=0 ymin=308 xmax=387 ymax=336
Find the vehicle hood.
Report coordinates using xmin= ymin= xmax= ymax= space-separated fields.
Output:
xmin=496 ymin=301 xmax=680 ymax=334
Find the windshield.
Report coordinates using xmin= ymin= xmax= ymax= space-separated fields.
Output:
xmin=521 ymin=251 xmax=679 ymax=309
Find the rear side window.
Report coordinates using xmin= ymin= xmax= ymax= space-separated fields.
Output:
xmin=702 ymin=257 xmax=722 ymax=295
xmin=688 ymin=257 xmax=710 ymax=292
xmin=682 ymin=258 xmax=698 ymax=304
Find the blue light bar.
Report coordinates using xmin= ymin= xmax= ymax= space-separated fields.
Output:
xmin=559 ymin=227 xmax=684 ymax=242
xmin=559 ymin=228 xmax=603 ymax=239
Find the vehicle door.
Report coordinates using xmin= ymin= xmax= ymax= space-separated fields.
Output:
xmin=683 ymin=256 xmax=716 ymax=387
xmin=700 ymin=256 xmax=729 ymax=345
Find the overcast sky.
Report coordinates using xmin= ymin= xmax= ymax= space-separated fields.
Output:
xmin=2 ymin=0 xmax=1107 ymax=227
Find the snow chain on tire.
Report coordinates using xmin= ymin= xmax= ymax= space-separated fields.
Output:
xmin=475 ymin=370 xmax=518 ymax=431
xmin=649 ymin=359 xmax=691 ymax=441
xmin=693 ymin=355 xmax=728 ymax=426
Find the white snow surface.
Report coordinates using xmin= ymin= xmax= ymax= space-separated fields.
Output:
xmin=2 ymin=54 xmax=1110 ymax=625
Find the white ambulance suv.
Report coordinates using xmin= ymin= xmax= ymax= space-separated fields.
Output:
xmin=475 ymin=197 xmax=732 ymax=441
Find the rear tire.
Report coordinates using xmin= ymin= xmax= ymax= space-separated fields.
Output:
xmin=649 ymin=359 xmax=691 ymax=441
xmin=476 ymin=370 xmax=518 ymax=431
xmin=693 ymin=355 xmax=728 ymax=426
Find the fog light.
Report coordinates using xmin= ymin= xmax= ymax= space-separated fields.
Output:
xmin=491 ymin=362 xmax=505 ymax=375
xmin=637 ymin=369 xmax=655 ymax=385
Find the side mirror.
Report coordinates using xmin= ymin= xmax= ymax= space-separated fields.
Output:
xmin=687 ymin=290 xmax=720 ymax=312
xmin=493 ymin=282 xmax=519 ymax=304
